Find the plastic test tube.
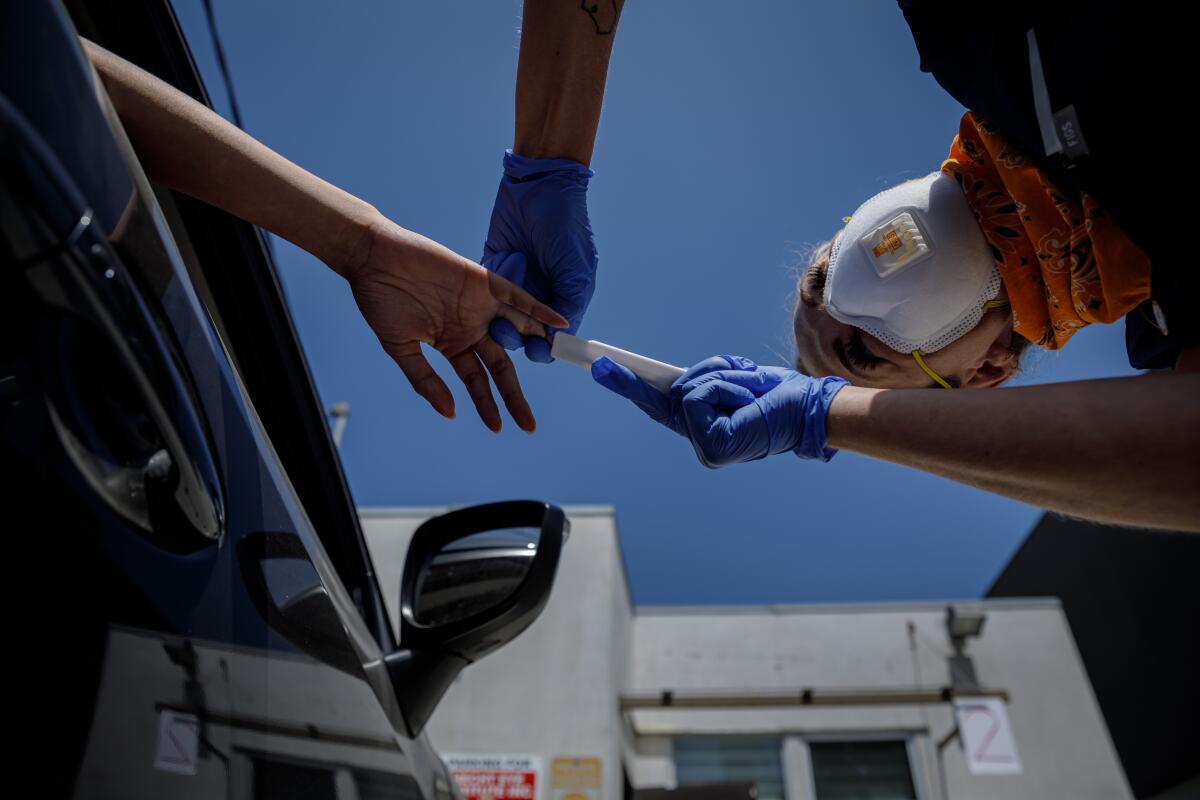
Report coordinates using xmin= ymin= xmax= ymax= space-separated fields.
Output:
xmin=551 ymin=333 xmax=685 ymax=395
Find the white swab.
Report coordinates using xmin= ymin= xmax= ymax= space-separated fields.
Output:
xmin=551 ymin=333 xmax=685 ymax=394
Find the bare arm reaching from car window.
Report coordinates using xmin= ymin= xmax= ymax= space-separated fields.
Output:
xmin=82 ymin=39 xmax=567 ymax=433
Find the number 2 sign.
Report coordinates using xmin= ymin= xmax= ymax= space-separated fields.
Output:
xmin=953 ymin=698 xmax=1023 ymax=775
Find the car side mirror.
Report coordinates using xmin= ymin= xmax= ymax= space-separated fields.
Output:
xmin=384 ymin=500 xmax=567 ymax=737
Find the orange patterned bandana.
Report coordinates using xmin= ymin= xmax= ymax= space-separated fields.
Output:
xmin=941 ymin=113 xmax=1150 ymax=349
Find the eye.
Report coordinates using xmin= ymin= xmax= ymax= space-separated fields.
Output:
xmin=846 ymin=331 xmax=883 ymax=370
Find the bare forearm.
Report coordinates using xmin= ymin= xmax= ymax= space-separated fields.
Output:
xmin=826 ymin=373 xmax=1200 ymax=531
xmin=514 ymin=0 xmax=624 ymax=164
xmin=83 ymin=40 xmax=375 ymax=276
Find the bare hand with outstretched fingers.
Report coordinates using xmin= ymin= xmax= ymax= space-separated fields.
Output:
xmin=344 ymin=219 xmax=568 ymax=432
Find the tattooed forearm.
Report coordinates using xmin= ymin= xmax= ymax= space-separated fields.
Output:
xmin=580 ymin=0 xmax=618 ymax=35
xmin=514 ymin=0 xmax=622 ymax=162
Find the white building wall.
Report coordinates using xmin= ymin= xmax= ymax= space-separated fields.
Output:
xmin=631 ymin=603 xmax=1131 ymax=800
xmin=361 ymin=506 xmax=634 ymax=800
xmin=360 ymin=507 xmax=1130 ymax=800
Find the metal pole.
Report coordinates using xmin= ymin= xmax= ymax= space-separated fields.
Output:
xmin=329 ymin=402 xmax=350 ymax=448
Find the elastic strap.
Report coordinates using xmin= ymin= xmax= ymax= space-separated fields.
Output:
xmin=910 ymin=299 xmax=1008 ymax=389
xmin=912 ymin=349 xmax=953 ymax=390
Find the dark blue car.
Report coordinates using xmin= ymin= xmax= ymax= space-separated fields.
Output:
xmin=1 ymin=2 xmax=566 ymax=797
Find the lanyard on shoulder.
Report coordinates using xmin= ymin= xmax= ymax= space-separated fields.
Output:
xmin=1027 ymin=28 xmax=1090 ymax=163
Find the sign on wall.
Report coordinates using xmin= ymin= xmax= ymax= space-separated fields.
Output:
xmin=550 ymin=756 xmax=602 ymax=800
xmin=954 ymin=698 xmax=1023 ymax=775
xmin=443 ymin=753 xmax=541 ymax=800
xmin=153 ymin=710 xmax=200 ymax=776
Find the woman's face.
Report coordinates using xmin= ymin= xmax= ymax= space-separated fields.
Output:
xmin=792 ymin=282 xmax=1020 ymax=390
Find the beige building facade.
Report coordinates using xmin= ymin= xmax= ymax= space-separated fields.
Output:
xmin=361 ymin=506 xmax=1131 ymax=800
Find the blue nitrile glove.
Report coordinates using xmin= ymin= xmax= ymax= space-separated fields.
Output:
xmin=483 ymin=150 xmax=597 ymax=363
xmin=679 ymin=366 xmax=849 ymax=467
xmin=594 ymin=355 xmax=849 ymax=468
xmin=591 ymin=355 xmax=758 ymax=435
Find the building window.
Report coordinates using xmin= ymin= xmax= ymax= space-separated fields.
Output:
xmin=674 ymin=737 xmax=785 ymax=800
xmin=352 ymin=768 xmax=423 ymax=800
xmin=251 ymin=758 xmax=422 ymax=800
xmin=253 ymin=758 xmax=336 ymax=800
xmin=808 ymin=740 xmax=917 ymax=800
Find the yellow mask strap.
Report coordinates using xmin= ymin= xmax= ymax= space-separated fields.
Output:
xmin=912 ymin=349 xmax=953 ymax=390
xmin=910 ymin=299 xmax=1009 ymax=390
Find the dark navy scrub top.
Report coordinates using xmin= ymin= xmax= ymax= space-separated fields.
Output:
xmin=898 ymin=1 xmax=1185 ymax=369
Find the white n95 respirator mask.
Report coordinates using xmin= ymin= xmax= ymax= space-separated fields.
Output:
xmin=822 ymin=171 xmax=1002 ymax=358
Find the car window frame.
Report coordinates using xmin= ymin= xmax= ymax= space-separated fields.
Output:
xmin=63 ymin=0 xmax=396 ymax=653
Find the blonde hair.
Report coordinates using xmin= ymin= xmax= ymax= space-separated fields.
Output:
xmin=797 ymin=240 xmax=832 ymax=310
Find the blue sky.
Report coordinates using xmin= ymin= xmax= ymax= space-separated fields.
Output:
xmin=174 ymin=1 xmax=1138 ymax=605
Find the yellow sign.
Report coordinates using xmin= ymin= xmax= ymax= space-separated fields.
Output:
xmin=549 ymin=757 xmax=601 ymax=800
